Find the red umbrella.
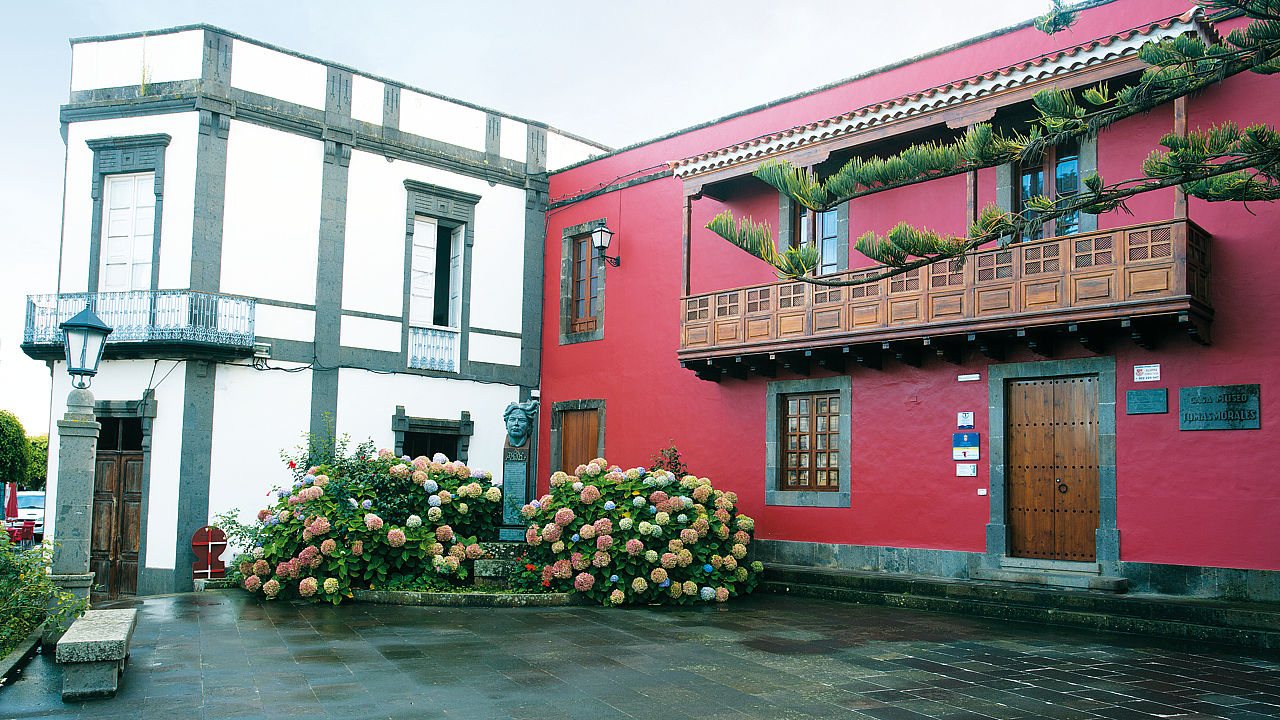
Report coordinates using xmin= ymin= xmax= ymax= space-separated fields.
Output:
xmin=3 ymin=483 xmax=17 ymax=522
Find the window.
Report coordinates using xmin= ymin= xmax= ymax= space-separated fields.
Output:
xmin=779 ymin=391 xmax=841 ymax=491
xmin=559 ymin=219 xmax=606 ymax=344
xmin=409 ymin=215 xmax=462 ymax=329
xmin=392 ymin=406 xmax=473 ymax=463
xmin=1017 ymin=139 xmax=1081 ymax=241
xmin=570 ymin=232 xmax=599 ymax=333
xmin=99 ymin=173 xmax=156 ymax=292
xmin=765 ymin=377 xmax=851 ymax=508
xmin=786 ymin=202 xmax=842 ymax=276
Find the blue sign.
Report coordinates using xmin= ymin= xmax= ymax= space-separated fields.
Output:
xmin=952 ymin=432 xmax=980 ymax=461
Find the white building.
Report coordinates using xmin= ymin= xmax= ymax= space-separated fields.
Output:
xmin=21 ymin=25 xmax=605 ymax=597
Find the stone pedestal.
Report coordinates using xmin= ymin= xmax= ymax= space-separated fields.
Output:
xmin=53 ymin=389 xmax=100 ymax=593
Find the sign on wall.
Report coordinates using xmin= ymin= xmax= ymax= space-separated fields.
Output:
xmin=1134 ymin=364 xmax=1161 ymax=382
xmin=1179 ymin=384 xmax=1260 ymax=430
xmin=952 ymin=432 xmax=980 ymax=461
xmin=1126 ymin=388 xmax=1168 ymax=415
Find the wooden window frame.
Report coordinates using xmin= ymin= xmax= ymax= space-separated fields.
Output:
xmin=789 ymin=205 xmax=841 ymax=276
xmin=778 ymin=390 xmax=841 ymax=492
xmin=765 ymin=377 xmax=851 ymax=508
xmin=1016 ymin=139 xmax=1081 ymax=241
xmin=569 ymin=232 xmax=599 ymax=334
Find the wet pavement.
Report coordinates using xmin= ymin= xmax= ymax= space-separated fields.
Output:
xmin=3 ymin=590 xmax=1279 ymax=720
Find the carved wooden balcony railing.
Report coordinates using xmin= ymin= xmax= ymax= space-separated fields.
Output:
xmin=679 ymin=219 xmax=1211 ymax=377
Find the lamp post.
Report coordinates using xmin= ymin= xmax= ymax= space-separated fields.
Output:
xmin=591 ymin=221 xmax=620 ymax=267
xmin=50 ymin=308 xmax=113 ymax=610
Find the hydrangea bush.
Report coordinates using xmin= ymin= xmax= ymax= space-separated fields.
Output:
xmin=513 ymin=457 xmax=761 ymax=605
xmin=228 ymin=440 xmax=501 ymax=604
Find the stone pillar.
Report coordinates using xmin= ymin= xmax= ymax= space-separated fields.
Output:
xmin=51 ymin=388 xmax=99 ymax=602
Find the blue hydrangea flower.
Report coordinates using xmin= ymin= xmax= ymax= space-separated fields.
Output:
xmin=609 ymin=575 xmax=619 ymax=583
xmin=293 ymin=481 xmax=303 ymax=489
xmin=303 ymin=476 xmax=312 ymax=484
xmin=700 ymin=586 xmax=715 ymax=600
xmin=703 ymin=564 xmax=713 ymax=573
xmin=571 ymin=534 xmax=580 ymax=542
xmin=361 ymin=499 xmax=373 ymax=509
xmin=677 ymin=514 xmax=688 ymax=524
xmin=428 ymin=495 xmax=442 ymax=507
xmin=649 ymin=506 xmax=657 ymax=514
xmin=603 ymin=501 xmax=616 ymax=511
xmin=401 ymin=455 xmax=411 ymax=462
xmin=659 ymin=579 xmax=671 ymax=588
xmin=424 ymin=480 xmax=439 ymax=493
xmin=632 ymin=496 xmax=646 ymax=507
xmin=530 ymin=500 xmax=541 ymax=509
xmin=433 ymin=452 xmax=449 ymax=463
xmin=348 ymin=498 xmax=358 ymax=508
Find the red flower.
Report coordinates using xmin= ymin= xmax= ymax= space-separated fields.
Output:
xmin=288 ymin=461 xmax=297 ymax=469
xmin=525 ymin=564 xmax=536 ymax=571
xmin=542 ymin=580 xmax=551 ymax=587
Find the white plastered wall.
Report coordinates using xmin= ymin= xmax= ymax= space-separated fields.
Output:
xmin=398 ymin=90 xmax=486 ymax=153
xmin=351 ymin=75 xmax=385 ymax=126
xmin=254 ymin=304 xmax=315 ymax=343
xmin=207 ymin=362 xmax=313 ymax=543
xmin=468 ymin=332 xmax=522 ymax=366
xmin=335 ymin=369 xmax=518 ymax=476
xmin=230 ymin=40 xmax=327 ymax=110
xmin=70 ymin=31 xmax=204 ymax=91
xmin=546 ymin=130 xmax=603 ymax=171
xmin=220 ymin=120 xmax=323 ymax=304
xmin=61 ymin=113 xmax=200 ymax=293
xmin=44 ymin=359 xmax=187 ymax=570
xmin=340 ymin=315 xmax=401 ymax=352
xmin=500 ymin=118 xmax=527 ymax=162
xmin=341 ymin=150 xmax=526 ymax=335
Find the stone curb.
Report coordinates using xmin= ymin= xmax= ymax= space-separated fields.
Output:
xmin=0 ymin=622 xmax=46 ymax=687
xmin=353 ymin=589 xmax=585 ymax=607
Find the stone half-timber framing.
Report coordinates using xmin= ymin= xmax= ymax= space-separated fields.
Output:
xmin=27 ymin=24 xmax=608 ymax=596
xmin=538 ymin=0 xmax=1280 ymax=602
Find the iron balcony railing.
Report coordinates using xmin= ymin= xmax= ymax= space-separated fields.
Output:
xmin=408 ymin=325 xmax=460 ymax=372
xmin=24 ymin=290 xmax=255 ymax=349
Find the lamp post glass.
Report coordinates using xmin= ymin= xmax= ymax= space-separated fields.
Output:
xmin=59 ymin=308 xmax=112 ymax=389
xmin=591 ymin=221 xmax=620 ymax=266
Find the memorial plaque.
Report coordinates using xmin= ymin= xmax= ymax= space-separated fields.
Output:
xmin=499 ymin=447 xmax=529 ymax=541
xmin=1126 ymin=388 xmax=1168 ymax=415
xmin=1179 ymin=384 xmax=1260 ymax=430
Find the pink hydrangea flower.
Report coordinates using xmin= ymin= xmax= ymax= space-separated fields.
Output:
xmin=526 ymin=527 xmax=541 ymax=545
xmin=320 ymin=539 xmax=337 ymax=555
xmin=649 ymin=568 xmax=668 ymax=584
xmin=580 ymin=485 xmax=602 ymax=504
xmin=466 ymin=543 xmax=483 ymax=559
xmin=554 ymin=508 xmax=575 ymax=527
xmin=412 ymin=470 xmax=429 ymax=485
xmin=625 ymin=539 xmax=644 ymax=556
xmin=579 ymin=524 xmax=597 ymax=540
xmin=716 ymin=525 xmax=731 ymax=540
xmin=449 ymin=544 xmax=466 ymax=560
xmin=299 ymin=577 xmax=318 ymax=597
xmin=243 ymin=575 xmax=262 ymax=592
xmin=715 ymin=587 xmax=730 ymax=602
xmin=593 ymin=518 xmax=613 ymax=535
xmin=680 ymin=528 xmax=698 ymax=544
xmin=387 ymin=528 xmax=407 ymax=547
xmin=574 ymin=464 xmax=588 ymax=477
xmin=413 ymin=456 xmax=429 ymax=470
xmin=648 ymin=491 xmax=669 ymax=505
xmin=660 ymin=553 xmax=678 ymax=569
xmin=455 ymin=465 xmax=471 ymax=479
xmin=436 ymin=525 xmax=455 ymax=543
xmin=365 ymin=513 xmax=384 ymax=531
xmin=263 ymin=579 xmax=281 ymax=598
xmin=710 ymin=555 xmax=723 ymax=569
xmin=592 ymin=551 xmax=611 ymax=567
xmin=253 ymin=559 xmax=270 ymax=576
xmin=668 ymin=583 xmax=683 ymax=598
xmin=692 ymin=485 xmax=711 ymax=503
xmin=571 ymin=552 xmax=589 ymax=571
xmin=608 ymin=589 xmax=625 ymax=605
xmin=390 ymin=464 xmax=411 ymax=478
xmin=734 ymin=530 xmax=751 ymax=544
xmin=308 ymin=517 xmax=331 ymax=536
xmin=552 ymin=559 xmax=573 ymax=579
xmin=732 ymin=543 xmax=748 ymax=559
xmin=351 ymin=541 xmax=363 ymax=556
xmin=377 ymin=448 xmax=393 ymax=459
xmin=574 ymin=573 xmax=595 ymax=592
xmin=428 ymin=542 xmax=444 ymax=556
xmin=595 ymin=534 xmax=613 ymax=551
xmin=682 ymin=580 xmax=697 ymax=596
xmin=631 ymin=577 xmax=648 ymax=593
xmin=724 ymin=555 xmax=738 ymax=570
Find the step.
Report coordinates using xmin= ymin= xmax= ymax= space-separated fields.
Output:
xmin=763 ymin=564 xmax=1280 ymax=647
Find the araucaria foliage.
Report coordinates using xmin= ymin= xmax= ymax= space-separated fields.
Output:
xmin=223 ymin=440 xmax=502 ymax=605
xmin=705 ymin=0 xmax=1280 ymax=285
xmin=513 ymin=458 xmax=761 ymax=605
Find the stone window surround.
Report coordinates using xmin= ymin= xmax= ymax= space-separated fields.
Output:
xmin=548 ymin=399 xmax=605 ymax=474
xmin=777 ymin=198 xmax=850 ymax=273
xmin=401 ymin=179 xmax=480 ymax=373
xmin=996 ymin=135 xmax=1099 ymax=235
xmin=765 ymin=376 xmax=852 ymax=508
xmin=91 ymin=391 xmax=163 ymax=596
xmin=391 ymin=405 xmax=474 ymax=462
xmin=86 ymin=134 xmax=171 ymax=293
xmin=984 ymin=356 xmax=1119 ymax=576
xmin=559 ymin=218 xmax=606 ymax=345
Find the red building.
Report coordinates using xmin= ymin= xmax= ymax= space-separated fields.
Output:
xmin=539 ymin=0 xmax=1279 ymax=600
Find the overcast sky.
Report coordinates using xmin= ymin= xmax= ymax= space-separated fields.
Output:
xmin=0 ymin=0 xmax=1048 ymax=433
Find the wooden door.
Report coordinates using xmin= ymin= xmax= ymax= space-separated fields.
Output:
xmin=91 ymin=417 xmax=143 ymax=601
xmin=559 ymin=409 xmax=599 ymax=474
xmin=1006 ymin=376 xmax=1100 ymax=561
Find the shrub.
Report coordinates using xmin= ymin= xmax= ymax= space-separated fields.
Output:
xmin=0 ymin=410 xmax=28 ymax=488
xmin=221 ymin=440 xmax=502 ymax=605
xmin=512 ymin=457 xmax=761 ymax=605
xmin=0 ymin=537 xmax=87 ymax=657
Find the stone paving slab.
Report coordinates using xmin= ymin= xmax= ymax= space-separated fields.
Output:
xmin=2 ymin=590 xmax=1279 ymax=719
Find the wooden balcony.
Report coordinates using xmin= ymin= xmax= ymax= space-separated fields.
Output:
xmin=679 ymin=219 xmax=1211 ymax=380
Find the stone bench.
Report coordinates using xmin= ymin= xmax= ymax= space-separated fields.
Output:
xmin=56 ymin=609 xmax=138 ymax=701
